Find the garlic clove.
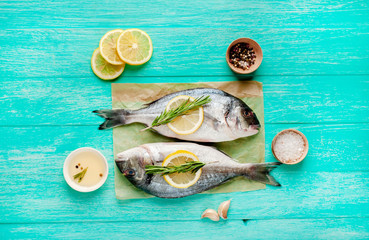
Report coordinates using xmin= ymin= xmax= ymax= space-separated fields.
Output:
xmin=218 ymin=199 xmax=231 ymax=220
xmin=201 ymin=209 xmax=220 ymax=221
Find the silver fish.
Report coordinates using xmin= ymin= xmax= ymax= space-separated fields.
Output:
xmin=94 ymin=88 xmax=260 ymax=142
xmin=115 ymin=142 xmax=281 ymax=198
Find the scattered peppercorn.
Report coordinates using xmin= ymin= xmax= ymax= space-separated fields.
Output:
xmin=81 ymin=167 xmax=83 ymax=170
xmin=78 ymin=163 xmax=81 ymax=166
xmin=229 ymin=43 xmax=256 ymax=70
xmin=100 ymin=173 xmax=103 ymax=177
xmin=75 ymin=165 xmax=78 ymax=168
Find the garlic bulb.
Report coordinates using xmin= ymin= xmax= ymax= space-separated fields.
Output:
xmin=218 ymin=199 xmax=231 ymax=219
xmin=201 ymin=209 xmax=219 ymax=221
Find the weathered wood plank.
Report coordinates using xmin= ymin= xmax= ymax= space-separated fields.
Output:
xmin=244 ymin=217 xmax=369 ymax=240
xmin=1 ymin=0 xmax=368 ymax=29
xmin=1 ymin=28 xmax=369 ymax=78
xmin=1 ymin=124 xmax=368 ymax=173
xmin=0 ymin=172 xmax=368 ymax=222
xmin=1 ymin=218 xmax=368 ymax=240
xmin=1 ymin=0 xmax=368 ymax=236
xmin=1 ymin=76 xmax=368 ymax=125
xmin=0 ymin=126 xmax=368 ymax=223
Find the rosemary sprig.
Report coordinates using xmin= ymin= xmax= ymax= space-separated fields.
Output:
xmin=73 ymin=167 xmax=88 ymax=183
xmin=145 ymin=161 xmax=205 ymax=176
xmin=141 ymin=95 xmax=211 ymax=131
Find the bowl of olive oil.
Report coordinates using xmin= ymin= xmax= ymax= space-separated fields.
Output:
xmin=63 ymin=147 xmax=108 ymax=192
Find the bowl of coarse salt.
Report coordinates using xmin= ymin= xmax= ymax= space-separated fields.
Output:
xmin=272 ymin=129 xmax=308 ymax=164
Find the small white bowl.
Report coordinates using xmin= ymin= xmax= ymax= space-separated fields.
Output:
xmin=63 ymin=147 xmax=108 ymax=192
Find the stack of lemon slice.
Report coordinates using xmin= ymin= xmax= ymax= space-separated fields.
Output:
xmin=91 ymin=29 xmax=153 ymax=80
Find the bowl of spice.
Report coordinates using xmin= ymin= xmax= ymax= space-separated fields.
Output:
xmin=226 ymin=38 xmax=263 ymax=74
xmin=272 ymin=129 xmax=308 ymax=165
xmin=63 ymin=147 xmax=108 ymax=192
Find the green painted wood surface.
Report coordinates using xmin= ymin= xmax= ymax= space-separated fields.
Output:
xmin=1 ymin=76 xmax=368 ymax=125
xmin=1 ymin=218 xmax=368 ymax=240
xmin=1 ymin=0 xmax=369 ymax=239
xmin=1 ymin=28 xmax=369 ymax=78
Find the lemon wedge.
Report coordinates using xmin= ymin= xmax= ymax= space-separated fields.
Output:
xmin=163 ymin=150 xmax=202 ymax=189
xmin=116 ymin=29 xmax=153 ymax=65
xmin=99 ymin=29 xmax=125 ymax=65
xmin=91 ymin=48 xmax=124 ymax=80
xmin=166 ymin=95 xmax=204 ymax=135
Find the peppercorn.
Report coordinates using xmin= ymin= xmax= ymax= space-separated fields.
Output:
xmin=229 ymin=43 xmax=256 ymax=70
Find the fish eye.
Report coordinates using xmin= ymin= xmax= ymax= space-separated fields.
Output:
xmin=242 ymin=109 xmax=253 ymax=118
xmin=124 ymin=169 xmax=136 ymax=176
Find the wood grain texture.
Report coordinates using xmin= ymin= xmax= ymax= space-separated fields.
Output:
xmin=1 ymin=124 xmax=368 ymax=174
xmin=1 ymin=0 xmax=368 ymax=238
xmin=1 ymin=28 xmax=369 ymax=78
xmin=1 ymin=76 xmax=368 ymax=125
xmin=1 ymin=0 xmax=368 ymax=29
xmin=0 ymin=171 xmax=368 ymax=223
xmin=0 ymin=126 xmax=368 ymax=223
xmin=1 ymin=218 xmax=368 ymax=240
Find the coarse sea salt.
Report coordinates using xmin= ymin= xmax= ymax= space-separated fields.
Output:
xmin=273 ymin=131 xmax=305 ymax=163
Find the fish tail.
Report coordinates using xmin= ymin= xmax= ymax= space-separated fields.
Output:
xmin=244 ymin=162 xmax=282 ymax=186
xmin=93 ymin=109 xmax=131 ymax=130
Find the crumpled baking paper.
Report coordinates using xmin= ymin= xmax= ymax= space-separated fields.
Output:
xmin=112 ymin=81 xmax=265 ymax=199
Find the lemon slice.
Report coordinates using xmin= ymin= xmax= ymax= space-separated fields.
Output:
xmin=166 ymin=95 xmax=204 ymax=135
xmin=91 ymin=48 xmax=124 ymax=80
xmin=163 ymin=150 xmax=202 ymax=189
xmin=116 ymin=29 xmax=153 ymax=65
xmin=99 ymin=29 xmax=125 ymax=65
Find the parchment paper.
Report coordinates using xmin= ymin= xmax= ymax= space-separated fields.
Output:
xmin=112 ymin=81 xmax=265 ymax=200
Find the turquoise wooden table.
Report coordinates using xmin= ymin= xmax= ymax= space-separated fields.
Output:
xmin=1 ymin=0 xmax=369 ymax=239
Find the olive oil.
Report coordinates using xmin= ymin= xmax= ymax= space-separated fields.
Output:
xmin=68 ymin=151 xmax=106 ymax=187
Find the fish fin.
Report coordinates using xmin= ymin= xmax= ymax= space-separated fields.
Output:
xmin=93 ymin=109 xmax=130 ymax=130
xmin=215 ymin=148 xmax=232 ymax=158
xmin=142 ymin=99 xmax=160 ymax=107
xmin=196 ymin=144 xmax=233 ymax=158
xmin=244 ymin=162 xmax=282 ymax=186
